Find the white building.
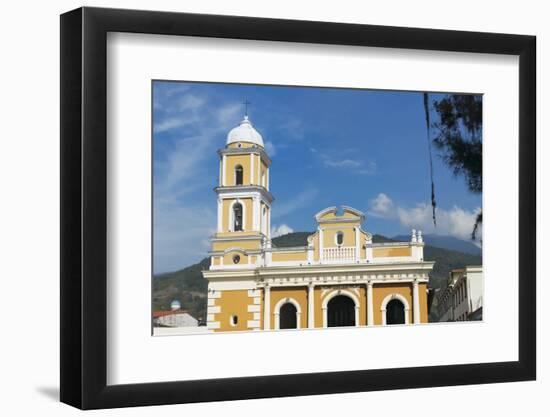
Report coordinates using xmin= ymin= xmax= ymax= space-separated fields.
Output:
xmin=437 ymin=266 xmax=483 ymax=322
xmin=153 ymin=310 xmax=199 ymax=328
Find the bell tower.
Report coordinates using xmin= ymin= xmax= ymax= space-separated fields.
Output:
xmin=209 ymin=114 xmax=273 ymax=269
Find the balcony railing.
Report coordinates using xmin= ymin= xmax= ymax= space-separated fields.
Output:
xmin=322 ymin=246 xmax=356 ymax=263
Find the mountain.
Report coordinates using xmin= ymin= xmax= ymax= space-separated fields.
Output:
xmin=153 ymin=232 xmax=481 ymax=321
xmin=392 ymin=234 xmax=481 ymax=255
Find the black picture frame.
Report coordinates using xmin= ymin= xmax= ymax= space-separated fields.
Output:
xmin=60 ymin=6 xmax=536 ymax=410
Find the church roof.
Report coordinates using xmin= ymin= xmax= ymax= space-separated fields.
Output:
xmin=226 ymin=116 xmax=264 ymax=147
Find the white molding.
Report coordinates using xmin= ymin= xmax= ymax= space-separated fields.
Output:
xmin=207 ymin=306 xmax=221 ymax=314
xmin=366 ymin=281 xmax=374 ymax=326
xmin=321 ymin=289 xmax=360 ymax=328
xmin=208 ymin=291 xmax=222 ymax=299
xmin=412 ymin=280 xmax=421 ymax=324
xmin=380 ymin=293 xmax=411 ymax=325
xmin=247 ymin=304 xmax=261 ymax=312
xmin=248 ymin=289 xmax=261 ymax=297
xmin=250 ymin=153 xmax=254 ymax=184
xmin=247 ymin=320 xmax=261 ymax=328
xmin=308 ymin=283 xmax=315 ymax=328
xmin=207 ymin=321 xmax=220 ymax=330
xmin=263 ymin=286 xmax=271 ymax=330
xmin=221 ymin=154 xmax=226 ymax=186
xmin=273 ymin=297 xmax=302 ymax=330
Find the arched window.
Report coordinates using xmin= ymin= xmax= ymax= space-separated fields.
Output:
xmin=336 ymin=231 xmax=344 ymax=246
xmin=279 ymin=303 xmax=298 ymax=329
xmin=235 ymin=165 xmax=243 ymax=185
xmin=233 ymin=202 xmax=243 ymax=231
xmin=327 ymin=295 xmax=355 ymax=327
xmin=386 ymin=299 xmax=405 ymax=325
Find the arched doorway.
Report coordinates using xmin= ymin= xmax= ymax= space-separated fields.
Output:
xmin=279 ymin=303 xmax=297 ymax=329
xmin=327 ymin=295 xmax=356 ymax=327
xmin=386 ymin=299 xmax=405 ymax=325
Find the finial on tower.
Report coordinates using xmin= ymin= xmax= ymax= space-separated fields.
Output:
xmin=243 ymin=99 xmax=251 ymax=117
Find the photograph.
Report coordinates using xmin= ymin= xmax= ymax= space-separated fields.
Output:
xmin=152 ymin=81 xmax=483 ymax=335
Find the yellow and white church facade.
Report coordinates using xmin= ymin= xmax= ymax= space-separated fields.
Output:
xmin=203 ymin=115 xmax=434 ymax=332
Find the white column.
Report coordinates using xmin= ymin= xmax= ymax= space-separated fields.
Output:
xmin=367 ymin=281 xmax=374 ymax=326
xmin=307 ymin=283 xmax=315 ymax=328
xmin=413 ymin=280 xmax=420 ymax=324
xmin=355 ymin=227 xmax=360 ymax=261
xmin=252 ymin=197 xmax=260 ymax=230
xmin=319 ymin=228 xmax=324 ymax=263
xmin=263 ymin=285 xmax=271 ymax=330
xmin=217 ymin=198 xmax=222 ymax=232
xmin=250 ymin=153 xmax=255 ymax=185
xmin=222 ymin=154 xmax=227 ymax=186
xmin=267 ymin=207 xmax=271 ymax=238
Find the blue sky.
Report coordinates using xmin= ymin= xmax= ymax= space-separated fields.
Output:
xmin=153 ymin=81 xmax=482 ymax=274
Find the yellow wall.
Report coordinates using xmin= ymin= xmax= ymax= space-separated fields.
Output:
xmin=227 ymin=142 xmax=257 ymax=149
xmin=221 ymin=197 xmax=253 ymax=231
xmin=270 ymin=287 xmax=308 ymax=329
xmin=226 ymin=154 xmax=252 ymax=185
xmin=372 ymin=283 xmax=413 ymax=325
xmin=222 ymin=251 xmax=250 ymax=265
xmin=211 ymin=238 xmax=261 ymax=252
xmin=322 ymin=226 xmax=356 ymax=247
xmin=214 ymin=290 xmax=254 ymax=332
xmin=271 ymin=251 xmax=308 ymax=262
xmin=373 ymin=246 xmax=412 ymax=257
xmin=319 ymin=210 xmax=358 ymax=221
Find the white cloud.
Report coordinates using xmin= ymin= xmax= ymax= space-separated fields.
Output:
xmin=368 ymin=193 xmax=481 ymax=242
xmin=313 ymin=149 xmax=376 ymax=175
xmin=369 ymin=193 xmax=394 ymax=217
xmin=264 ymin=140 xmax=276 ymax=156
xmin=271 ymin=224 xmax=294 ymax=237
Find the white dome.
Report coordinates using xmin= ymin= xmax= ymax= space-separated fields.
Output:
xmin=226 ymin=116 xmax=264 ymax=147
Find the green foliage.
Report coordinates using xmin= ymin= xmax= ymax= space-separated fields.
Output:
xmin=152 ymin=232 xmax=481 ymax=322
xmin=432 ymin=94 xmax=482 ymax=194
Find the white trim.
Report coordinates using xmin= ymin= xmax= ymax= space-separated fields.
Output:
xmin=247 ymin=304 xmax=261 ymax=312
xmin=217 ymin=198 xmax=223 ymax=232
xmin=221 ymin=154 xmax=226 ymax=186
xmin=207 ymin=306 xmax=221 ymax=314
xmin=273 ymin=297 xmax=302 ymax=330
xmin=366 ymin=281 xmax=374 ymax=326
xmin=380 ymin=293 xmax=411 ymax=325
xmin=307 ymin=283 xmax=315 ymax=328
xmin=412 ymin=280 xmax=421 ymax=324
xmin=321 ymin=289 xmax=360 ymax=328
xmin=250 ymin=153 xmax=254 ymax=184
xmin=247 ymin=320 xmax=261 ymax=328
xmin=263 ymin=286 xmax=271 ymax=330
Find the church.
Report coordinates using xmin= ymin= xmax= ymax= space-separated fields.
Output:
xmin=202 ymin=114 xmax=434 ymax=332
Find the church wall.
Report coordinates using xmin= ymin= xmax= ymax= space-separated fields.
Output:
xmin=221 ymin=197 xmax=253 ymax=232
xmin=319 ymin=211 xmax=357 ymax=221
xmin=222 ymin=251 xmax=250 ymax=265
xmin=372 ymin=283 xmax=413 ymax=325
xmin=227 ymin=141 xmax=256 ymax=149
xmin=322 ymin=226 xmax=357 ymax=247
xmin=212 ymin=238 xmax=261 ymax=252
xmin=226 ymin=154 xmax=252 ymax=185
xmin=213 ymin=289 xmax=255 ymax=332
xmin=270 ymin=287 xmax=308 ymax=329
xmin=373 ymin=246 xmax=412 ymax=257
xmin=271 ymin=251 xmax=308 ymax=262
